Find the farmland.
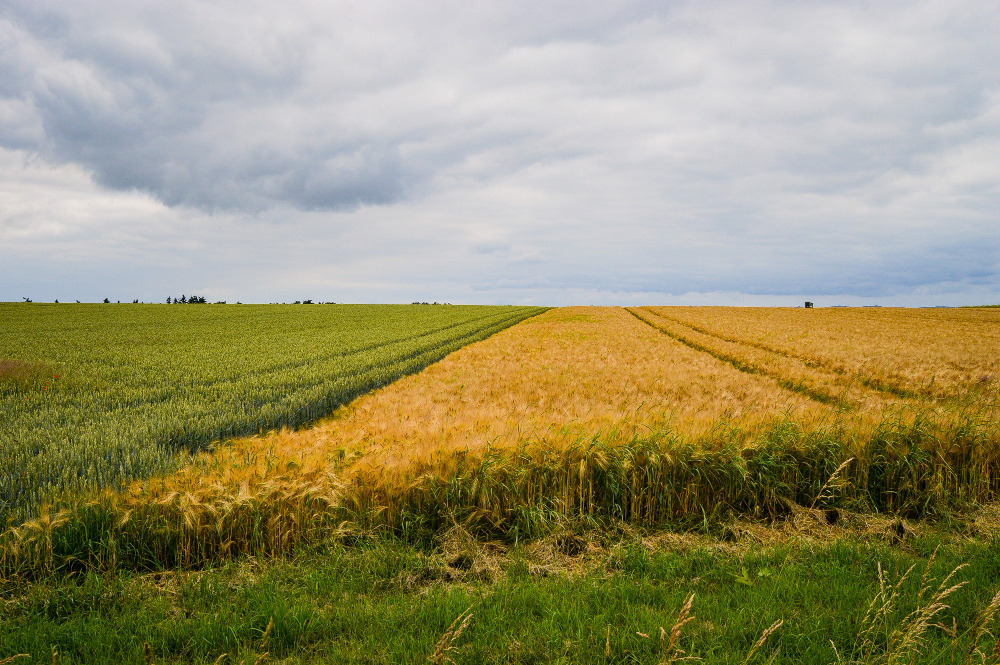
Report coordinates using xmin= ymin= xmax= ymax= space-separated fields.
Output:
xmin=641 ymin=306 xmax=1000 ymax=399
xmin=0 ymin=303 xmax=545 ymax=524
xmin=170 ymin=305 xmax=999 ymax=522
xmin=2 ymin=304 xmax=1000 ymax=664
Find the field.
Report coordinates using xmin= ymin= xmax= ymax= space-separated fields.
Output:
xmin=641 ymin=306 xmax=1000 ymax=399
xmin=0 ymin=303 xmax=545 ymax=524
xmin=2 ymin=304 xmax=1000 ymax=664
xmin=127 ymin=305 xmax=995 ymax=546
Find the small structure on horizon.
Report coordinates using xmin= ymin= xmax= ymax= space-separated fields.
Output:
xmin=805 ymin=301 xmax=814 ymax=308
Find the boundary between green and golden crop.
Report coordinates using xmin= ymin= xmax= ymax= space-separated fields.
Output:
xmin=1 ymin=305 xmax=548 ymax=525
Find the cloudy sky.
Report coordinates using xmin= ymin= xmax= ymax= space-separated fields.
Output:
xmin=2 ymin=1 xmax=998 ymax=306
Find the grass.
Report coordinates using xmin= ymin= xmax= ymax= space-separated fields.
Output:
xmin=2 ymin=527 xmax=1000 ymax=663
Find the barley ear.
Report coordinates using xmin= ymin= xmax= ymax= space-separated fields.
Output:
xmin=810 ymin=457 xmax=854 ymax=510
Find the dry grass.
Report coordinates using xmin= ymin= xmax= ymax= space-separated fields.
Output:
xmin=0 ymin=359 xmax=55 ymax=388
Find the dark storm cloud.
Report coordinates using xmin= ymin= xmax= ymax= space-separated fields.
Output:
xmin=0 ymin=0 xmax=663 ymax=211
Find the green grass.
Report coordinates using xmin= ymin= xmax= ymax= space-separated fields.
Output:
xmin=0 ymin=303 xmax=546 ymax=524
xmin=2 ymin=530 xmax=999 ymax=664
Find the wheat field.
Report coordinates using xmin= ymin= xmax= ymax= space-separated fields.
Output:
xmin=645 ymin=305 xmax=1000 ymax=398
xmin=2 ymin=305 xmax=999 ymax=577
xmin=189 ymin=304 xmax=996 ymax=482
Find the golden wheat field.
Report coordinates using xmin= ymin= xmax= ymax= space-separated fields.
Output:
xmin=646 ymin=305 xmax=1000 ymax=398
xmin=147 ymin=305 xmax=995 ymax=492
xmin=171 ymin=306 xmax=834 ymax=483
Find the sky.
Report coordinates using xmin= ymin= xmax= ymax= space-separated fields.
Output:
xmin=1 ymin=1 xmax=998 ymax=306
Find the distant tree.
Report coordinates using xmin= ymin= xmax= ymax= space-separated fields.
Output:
xmin=54 ymin=299 xmax=59 ymax=303
xmin=167 ymin=297 xmax=172 ymax=304
xmin=180 ymin=295 xmax=187 ymax=304
xmin=103 ymin=298 xmax=110 ymax=304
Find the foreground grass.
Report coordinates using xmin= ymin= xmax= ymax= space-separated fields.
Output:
xmin=3 ymin=528 xmax=1000 ymax=664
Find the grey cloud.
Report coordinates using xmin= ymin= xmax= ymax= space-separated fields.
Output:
xmin=471 ymin=240 xmax=510 ymax=255
xmin=1 ymin=0 xmax=999 ymax=303
xmin=0 ymin=0 xmax=667 ymax=212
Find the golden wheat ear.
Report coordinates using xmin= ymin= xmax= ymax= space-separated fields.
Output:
xmin=742 ymin=619 xmax=783 ymax=665
xmin=427 ymin=606 xmax=474 ymax=665
xmin=0 ymin=654 xmax=29 ymax=665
